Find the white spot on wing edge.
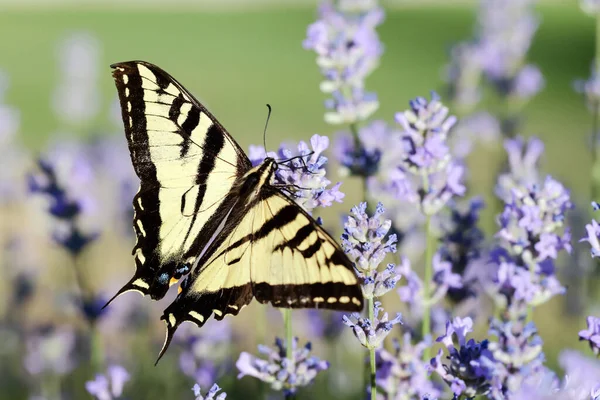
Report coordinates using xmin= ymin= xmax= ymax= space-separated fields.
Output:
xmin=137 ymin=197 xmax=144 ymax=211
xmin=135 ymin=249 xmax=146 ymax=264
xmin=122 ymin=75 xmax=128 ymax=84
xmin=136 ymin=220 xmax=147 ymax=237
xmin=132 ymin=278 xmax=149 ymax=289
xmin=168 ymin=313 xmax=176 ymax=326
xmin=213 ymin=309 xmax=223 ymax=317
xmin=189 ymin=311 xmax=205 ymax=323
xmin=339 ymin=296 xmax=350 ymax=304
xmin=125 ymin=87 xmax=130 ymax=97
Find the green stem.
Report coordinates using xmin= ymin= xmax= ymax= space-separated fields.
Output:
xmin=283 ymin=309 xmax=295 ymax=400
xmin=284 ymin=309 xmax=293 ymax=361
xmin=422 ymin=214 xmax=434 ymax=362
xmin=367 ymin=297 xmax=377 ymax=400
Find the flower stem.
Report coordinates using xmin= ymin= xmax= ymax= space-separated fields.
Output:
xmin=284 ymin=309 xmax=293 ymax=361
xmin=368 ymin=297 xmax=377 ymax=400
xmin=422 ymin=214 xmax=434 ymax=362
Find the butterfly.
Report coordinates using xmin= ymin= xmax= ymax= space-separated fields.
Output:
xmin=107 ymin=60 xmax=364 ymax=359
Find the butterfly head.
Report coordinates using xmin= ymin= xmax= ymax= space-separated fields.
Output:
xmin=239 ymin=157 xmax=278 ymax=203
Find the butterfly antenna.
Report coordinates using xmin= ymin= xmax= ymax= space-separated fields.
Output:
xmin=263 ymin=104 xmax=272 ymax=154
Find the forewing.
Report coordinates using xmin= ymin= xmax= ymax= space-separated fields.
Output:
xmin=110 ymin=61 xmax=251 ymax=301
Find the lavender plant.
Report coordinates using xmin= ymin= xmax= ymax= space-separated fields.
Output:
xmin=341 ymin=202 xmax=401 ymax=399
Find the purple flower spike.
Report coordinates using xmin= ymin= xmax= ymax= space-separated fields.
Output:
xmin=192 ymin=383 xmax=227 ymax=400
xmin=341 ymin=202 xmax=397 ymax=275
xmin=376 ymin=333 xmax=441 ymax=399
xmin=342 ymin=301 xmax=402 ymax=349
xmin=236 ymin=338 xmax=328 ymax=395
xmin=580 ymin=316 xmax=600 ymax=356
xmin=304 ymin=0 xmax=383 ymax=124
xmin=436 ymin=316 xmax=473 ymax=348
xmin=85 ymin=365 xmax=130 ymax=400
xmin=431 ymin=322 xmax=494 ymax=398
xmin=249 ymin=134 xmax=344 ymax=213
xmin=370 ymin=92 xmax=465 ymax=216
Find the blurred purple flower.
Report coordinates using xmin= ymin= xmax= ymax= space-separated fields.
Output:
xmin=304 ymin=0 xmax=383 ymax=124
xmin=85 ymin=365 xmax=130 ymax=400
xmin=581 ymin=204 xmax=600 ymax=258
xmin=440 ymin=197 xmax=485 ymax=304
xmin=430 ymin=317 xmax=493 ymax=398
xmin=249 ymin=134 xmax=344 ymax=213
xmin=333 ymin=120 xmax=393 ymax=177
xmin=52 ymin=32 xmax=101 ymax=125
xmin=449 ymin=112 xmax=501 ymax=158
xmin=512 ymin=64 xmax=545 ymax=101
xmin=24 ymin=325 xmax=77 ymax=376
xmin=192 ymin=383 xmax=227 ymax=400
xmin=580 ymin=316 xmax=600 ymax=356
xmin=496 ymin=136 xmax=544 ymax=201
xmin=376 ymin=332 xmax=441 ymax=399
xmin=483 ymin=319 xmax=545 ymax=398
xmin=445 ymin=41 xmax=484 ymax=111
xmin=28 ymin=158 xmax=99 ymax=256
xmin=177 ymin=320 xmax=232 ymax=389
xmin=236 ymin=337 xmax=328 ymax=395
xmin=342 ymin=301 xmax=402 ymax=349
xmin=580 ymin=0 xmax=600 ymax=15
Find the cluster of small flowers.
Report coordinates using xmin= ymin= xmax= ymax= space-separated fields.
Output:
xmin=430 ymin=317 xmax=494 ymax=398
xmin=341 ymin=202 xmax=402 ymax=347
xmin=86 ymin=365 xmax=130 ymax=400
xmin=376 ymin=92 xmax=465 ymax=216
xmin=484 ymin=318 xmax=545 ymax=399
xmin=376 ymin=333 xmax=441 ymax=399
xmin=236 ymin=337 xmax=329 ymax=396
xmin=446 ymin=0 xmax=543 ymax=112
xmin=439 ymin=197 xmax=485 ymax=304
xmin=303 ymin=0 xmax=383 ymax=125
xmin=486 ymin=136 xmax=572 ymax=318
xmin=248 ymin=134 xmax=344 ymax=213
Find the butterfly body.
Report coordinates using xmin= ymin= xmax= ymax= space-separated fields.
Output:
xmin=108 ymin=60 xmax=363 ymax=358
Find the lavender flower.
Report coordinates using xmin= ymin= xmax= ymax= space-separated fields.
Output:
xmin=341 ymin=202 xmax=397 ymax=276
xmin=449 ymin=112 xmax=501 ymax=159
xmin=445 ymin=41 xmax=484 ymax=111
xmin=248 ymin=134 xmax=344 ymax=213
xmin=85 ymin=365 xmax=130 ymax=400
xmin=333 ymin=120 xmax=392 ymax=177
xmin=487 ymin=168 xmax=572 ymax=317
xmin=376 ymin=332 xmax=441 ymax=399
xmin=440 ymin=197 xmax=485 ymax=304
xmin=304 ymin=0 xmax=383 ymax=124
xmin=23 ymin=325 xmax=77 ymax=376
xmin=236 ymin=337 xmax=328 ymax=395
xmin=177 ymin=320 xmax=232 ymax=389
xmin=342 ymin=301 xmax=402 ymax=349
xmin=496 ymin=136 xmax=545 ymax=201
xmin=28 ymin=158 xmax=99 ymax=255
xmin=192 ymin=383 xmax=227 ymax=400
xmin=53 ymin=32 xmax=101 ymax=125
xmin=575 ymin=66 xmax=600 ymax=114
xmin=483 ymin=318 xmax=545 ymax=399
xmin=580 ymin=316 xmax=600 ymax=356
xmin=430 ymin=317 xmax=494 ymax=398
xmin=581 ymin=205 xmax=600 ymax=258
xmin=385 ymin=92 xmax=464 ymax=215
